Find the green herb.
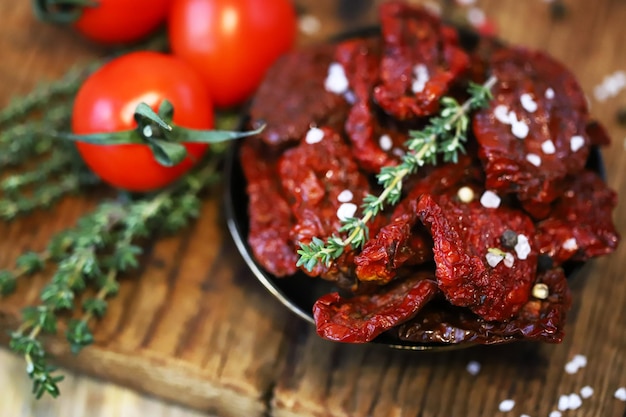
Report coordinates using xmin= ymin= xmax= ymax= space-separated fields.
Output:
xmin=297 ymin=76 xmax=497 ymax=271
xmin=2 ymin=145 xmax=227 ymax=398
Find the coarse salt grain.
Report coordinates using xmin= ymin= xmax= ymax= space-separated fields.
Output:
xmin=572 ymin=354 xmax=587 ymax=367
xmin=456 ymin=0 xmax=476 ymax=5
xmin=526 ymin=153 xmax=542 ymax=167
xmin=570 ymin=135 xmax=585 ymax=152
xmin=412 ymin=64 xmax=430 ymax=93
xmin=564 ymin=361 xmax=580 ymax=375
xmin=486 ymin=252 xmax=503 ymax=268
xmin=336 ymin=202 xmax=357 ymax=221
xmin=557 ymin=394 xmax=570 ymax=411
xmin=520 ymin=415 xmax=531 ymax=417
xmin=614 ymin=387 xmax=626 ymax=401
xmin=305 ymin=127 xmax=325 ymax=144
xmin=593 ymin=70 xmax=626 ymax=102
xmin=503 ymin=252 xmax=514 ymax=268
xmin=520 ymin=93 xmax=538 ymax=113
xmin=545 ymin=88 xmax=555 ymax=99
xmin=514 ymin=234 xmax=531 ymax=260
xmin=549 ymin=411 xmax=562 ymax=417
xmin=344 ymin=90 xmax=356 ymax=104
xmin=337 ymin=189 xmax=353 ymax=203
xmin=541 ymin=140 xmax=556 ymax=154
xmin=511 ymin=120 xmax=529 ymax=139
xmin=466 ymin=360 xmax=481 ymax=375
xmin=580 ymin=386 xmax=594 ymax=398
xmin=298 ymin=14 xmax=321 ymax=35
xmin=457 ymin=186 xmax=475 ymax=203
xmin=324 ymin=62 xmax=349 ymax=94
xmin=480 ymin=190 xmax=501 ymax=208
xmin=494 ymin=105 xmax=512 ymax=124
xmin=392 ymin=148 xmax=405 ymax=158
xmin=379 ymin=134 xmax=393 ymax=151
xmin=467 ymin=7 xmax=486 ymax=27
xmin=498 ymin=399 xmax=515 ymax=412
xmin=568 ymin=393 xmax=583 ymax=410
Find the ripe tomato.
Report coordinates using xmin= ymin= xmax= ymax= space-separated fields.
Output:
xmin=73 ymin=0 xmax=172 ymax=45
xmin=72 ymin=51 xmax=214 ymax=192
xmin=168 ymin=0 xmax=297 ymax=108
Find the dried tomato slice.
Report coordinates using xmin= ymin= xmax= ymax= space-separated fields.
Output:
xmin=372 ymin=1 xmax=469 ymax=120
xmin=473 ymin=47 xmax=590 ymax=208
xmin=248 ymin=43 xmax=350 ymax=146
xmin=417 ymin=193 xmax=537 ymax=321
xmin=535 ymin=170 xmax=620 ymax=265
xmin=279 ymin=127 xmax=381 ymax=282
xmin=395 ymin=267 xmax=571 ymax=344
xmin=240 ymin=139 xmax=298 ymax=277
xmin=313 ymin=272 xmax=438 ymax=343
xmin=336 ymin=37 xmax=406 ymax=173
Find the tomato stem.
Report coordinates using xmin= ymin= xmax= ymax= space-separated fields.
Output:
xmin=54 ymin=100 xmax=264 ymax=167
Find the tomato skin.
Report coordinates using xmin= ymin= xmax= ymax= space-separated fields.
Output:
xmin=73 ymin=0 xmax=172 ymax=45
xmin=168 ymin=0 xmax=297 ymax=108
xmin=72 ymin=51 xmax=214 ymax=192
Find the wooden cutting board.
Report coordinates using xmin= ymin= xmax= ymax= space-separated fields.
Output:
xmin=1 ymin=1 xmax=625 ymax=417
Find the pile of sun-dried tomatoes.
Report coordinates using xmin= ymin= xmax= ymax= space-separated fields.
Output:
xmin=240 ymin=1 xmax=619 ymax=346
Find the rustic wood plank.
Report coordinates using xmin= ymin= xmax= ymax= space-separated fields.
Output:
xmin=1 ymin=0 xmax=625 ymax=416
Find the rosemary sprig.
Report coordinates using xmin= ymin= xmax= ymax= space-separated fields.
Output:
xmin=297 ymin=76 xmax=497 ymax=271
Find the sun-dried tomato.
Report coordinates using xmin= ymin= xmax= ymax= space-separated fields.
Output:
xmin=473 ymin=47 xmax=590 ymax=209
xmin=586 ymin=120 xmax=612 ymax=147
xmin=240 ymin=139 xmax=298 ymax=277
xmin=355 ymin=199 xmax=433 ymax=284
xmin=534 ymin=170 xmax=620 ymax=265
xmin=372 ymin=1 xmax=469 ymax=120
xmin=313 ymin=271 xmax=438 ymax=343
xmin=336 ymin=37 xmax=406 ymax=173
xmin=417 ymin=193 xmax=537 ymax=321
xmin=395 ymin=267 xmax=571 ymax=344
xmin=278 ymin=127 xmax=382 ymax=282
xmin=248 ymin=43 xmax=350 ymax=146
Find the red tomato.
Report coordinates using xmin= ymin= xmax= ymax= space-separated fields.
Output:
xmin=73 ymin=0 xmax=172 ymax=45
xmin=168 ymin=0 xmax=297 ymax=108
xmin=72 ymin=51 xmax=214 ymax=192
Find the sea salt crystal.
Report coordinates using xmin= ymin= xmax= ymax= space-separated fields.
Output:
xmin=480 ymin=190 xmax=501 ymax=208
xmin=526 ymin=153 xmax=542 ymax=167
xmin=545 ymin=88 xmax=555 ymax=99
xmin=570 ymin=135 xmax=585 ymax=152
xmin=568 ymin=393 xmax=583 ymax=410
xmin=466 ymin=360 xmax=481 ymax=375
xmin=503 ymin=252 xmax=515 ymax=268
xmin=557 ymin=394 xmax=570 ymax=411
xmin=324 ymin=62 xmax=349 ymax=94
xmin=494 ymin=105 xmax=512 ymax=124
xmin=565 ymin=361 xmax=580 ymax=375
xmin=457 ymin=186 xmax=475 ymax=203
xmin=467 ymin=7 xmax=486 ymax=27
xmin=486 ymin=252 xmax=503 ymax=268
xmin=412 ymin=64 xmax=430 ymax=93
xmin=336 ymin=203 xmax=357 ymax=221
xmin=520 ymin=93 xmax=538 ymax=113
xmin=580 ymin=386 xmax=594 ymax=399
xmin=541 ymin=140 xmax=556 ymax=154
xmin=614 ymin=387 xmax=626 ymax=401
xmin=298 ymin=14 xmax=321 ymax=35
xmin=498 ymin=399 xmax=515 ymax=412
xmin=511 ymin=119 xmax=529 ymax=139
xmin=344 ymin=90 xmax=356 ymax=104
xmin=549 ymin=411 xmax=562 ymax=417
xmin=337 ymin=189 xmax=353 ymax=203
xmin=456 ymin=0 xmax=476 ymax=5
xmin=379 ymin=134 xmax=393 ymax=151
xmin=572 ymin=354 xmax=587 ymax=367
xmin=305 ymin=127 xmax=324 ymax=144
xmin=514 ymin=234 xmax=531 ymax=260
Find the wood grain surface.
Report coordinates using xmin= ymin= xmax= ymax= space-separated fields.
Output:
xmin=1 ymin=0 xmax=625 ymax=416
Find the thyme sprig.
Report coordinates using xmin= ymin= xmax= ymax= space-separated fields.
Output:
xmin=297 ymin=76 xmax=497 ymax=271
xmin=3 ymin=145 xmax=227 ymax=398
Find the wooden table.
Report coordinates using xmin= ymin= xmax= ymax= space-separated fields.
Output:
xmin=1 ymin=0 xmax=625 ymax=416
